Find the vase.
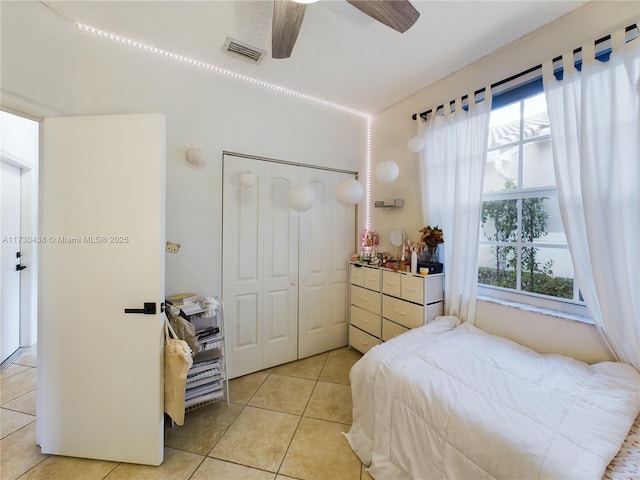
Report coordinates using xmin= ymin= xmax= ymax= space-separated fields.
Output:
xmin=420 ymin=245 xmax=439 ymax=263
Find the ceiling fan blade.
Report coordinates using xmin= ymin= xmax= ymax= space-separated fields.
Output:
xmin=272 ymin=0 xmax=307 ymax=59
xmin=346 ymin=0 xmax=420 ymax=33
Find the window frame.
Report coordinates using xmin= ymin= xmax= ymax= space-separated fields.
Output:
xmin=478 ymin=89 xmax=590 ymax=320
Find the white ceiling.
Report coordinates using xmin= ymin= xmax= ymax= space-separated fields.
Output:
xmin=43 ymin=0 xmax=588 ymax=114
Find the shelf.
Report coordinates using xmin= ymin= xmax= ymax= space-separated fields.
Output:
xmin=171 ymin=295 xmax=229 ymax=418
xmin=374 ymin=199 xmax=404 ymax=209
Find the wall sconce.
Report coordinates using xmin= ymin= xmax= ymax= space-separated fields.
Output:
xmin=238 ymin=171 xmax=257 ymax=188
xmin=185 ymin=144 xmax=210 ymax=167
xmin=336 ymin=178 xmax=363 ymax=206
xmin=288 ymin=184 xmax=315 ymax=212
xmin=407 ymin=135 xmax=425 ymax=152
xmin=375 ymin=159 xmax=399 ymax=183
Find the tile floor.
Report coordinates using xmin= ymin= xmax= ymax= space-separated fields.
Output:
xmin=1 ymin=346 xmax=374 ymax=480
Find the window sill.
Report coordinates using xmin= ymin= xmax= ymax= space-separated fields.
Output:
xmin=477 ymin=295 xmax=594 ymax=326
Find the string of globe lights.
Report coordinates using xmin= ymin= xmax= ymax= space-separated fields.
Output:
xmin=74 ymin=21 xmax=426 ymax=226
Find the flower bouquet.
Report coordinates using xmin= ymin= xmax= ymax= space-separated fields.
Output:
xmin=419 ymin=225 xmax=443 ymax=262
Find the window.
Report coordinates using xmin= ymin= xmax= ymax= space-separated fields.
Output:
xmin=478 ymin=92 xmax=587 ymax=317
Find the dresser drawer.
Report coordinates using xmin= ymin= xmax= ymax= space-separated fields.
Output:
xmin=401 ymin=274 xmax=423 ymax=304
xmin=425 ymin=274 xmax=445 ymax=304
xmin=382 ymin=295 xmax=424 ymax=329
xmin=382 ymin=270 xmax=402 ymax=297
xmin=381 ymin=318 xmax=409 ymax=341
xmin=351 ymin=285 xmax=381 ymax=315
xmin=350 ymin=264 xmax=364 ymax=287
xmin=349 ymin=325 xmax=381 ymax=354
xmin=362 ymin=267 xmax=381 ymax=292
xmin=425 ymin=301 xmax=444 ymax=323
xmin=350 ymin=305 xmax=381 ymax=337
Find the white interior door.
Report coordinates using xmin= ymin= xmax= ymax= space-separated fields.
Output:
xmin=38 ymin=114 xmax=166 ymax=465
xmin=298 ymin=169 xmax=355 ymax=358
xmin=223 ymin=155 xmax=298 ymax=378
xmin=1 ymin=162 xmax=22 ymax=363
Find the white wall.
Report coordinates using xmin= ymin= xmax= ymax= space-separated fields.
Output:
xmin=0 ymin=1 xmax=366 ymax=298
xmin=369 ymin=1 xmax=637 ymax=363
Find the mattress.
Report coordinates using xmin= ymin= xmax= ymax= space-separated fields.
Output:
xmin=346 ymin=316 xmax=640 ymax=479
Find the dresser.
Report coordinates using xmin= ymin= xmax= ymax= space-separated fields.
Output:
xmin=349 ymin=263 xmax=444 ymax=354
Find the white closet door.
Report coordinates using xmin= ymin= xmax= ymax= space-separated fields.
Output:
xmin=298 ymin=169 xmax=355 ymax=358
xmin=223 ymin=155 xmax=298 ymax=378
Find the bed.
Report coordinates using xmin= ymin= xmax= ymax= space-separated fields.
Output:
xmin=345 ymin=316 xmax=640 ymax=479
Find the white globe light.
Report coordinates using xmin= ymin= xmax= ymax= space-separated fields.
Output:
xmin=407 ymin=135 xmax=425 ymax=152
xmin=239 ymin=171 xmax=257 ymax=188
xmin=375 ymin=160 xmax=399 ymax=183
xmin=336 ymin=179 xmax=363 ymax=206
xmin=185 ymin=146 xmax=209 ymax=167
xmin=288 ymin=184 xmax=315 ymax=212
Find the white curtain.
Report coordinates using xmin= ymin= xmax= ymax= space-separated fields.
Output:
xmin=542 ymin=28 xmax=640 ymax=369
xmin=420 ymin=90 xmax=492 ymax=324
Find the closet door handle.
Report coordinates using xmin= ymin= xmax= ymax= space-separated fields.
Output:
xmin=124 ymin=302 xmax=157 ymax=315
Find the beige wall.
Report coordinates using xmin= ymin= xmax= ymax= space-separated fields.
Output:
xmin=369 ymin=1 xmax=637 ymax=363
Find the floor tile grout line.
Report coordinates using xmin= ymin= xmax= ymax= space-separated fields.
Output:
xmin=203 ymin=367 xmax=272 ymax=458
xmin=275 ymin=353 xmax=331 ymax=477
xmin=0 ymin=388 xmax=36 ymax=413
xmin=274 ymin=380 xmax=315 ymax=477
xmin=184 ymin=452 xmax=208 ymax=480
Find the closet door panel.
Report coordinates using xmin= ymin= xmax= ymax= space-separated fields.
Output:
xmin=331 ymin=199 xmax=351 ymax=329
xmin=225 ymin=154 xmax=355 ymax=372
xmin=298 ymin=169 xmax=355 ymax=357
xmin=236 ymin=294 xmax=259 ymax=348
xmin=332 ymin=282 xmax=348 ymax=328
xmin=223 ymin=155 xmax=298 ymax=377
xmin=262 ymin=169 xmax=298 ymax=369
xmin=306 ymin=284 xmax=325 ymax=332
xmin=223 ymin=156 xmax=265 ymax=377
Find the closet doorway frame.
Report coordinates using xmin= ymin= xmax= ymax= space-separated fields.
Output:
xmin=221 ymin=151 xmax=359 ymax=378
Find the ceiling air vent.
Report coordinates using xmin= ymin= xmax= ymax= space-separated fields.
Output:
xmin=222 ymin=37 xmax=266 ymax=65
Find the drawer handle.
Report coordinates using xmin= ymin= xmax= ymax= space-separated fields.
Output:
xmin=359 ymin=339 xmax=369 ymax=345
xmin=359 ymin=297 xmax=369 ymax=302
xmin=406 ymin=287 xmax=418 ymax=292
xmin=394 ymin=308 xmax=407 ymax=315
xmin=385 ymin=281 xmax=398 ymax=285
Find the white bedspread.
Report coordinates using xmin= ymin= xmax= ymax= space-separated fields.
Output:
xmin=345 ymin=317 xmax=640 ymax=480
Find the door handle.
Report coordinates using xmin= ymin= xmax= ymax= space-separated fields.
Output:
xmin=16 ymin=252 xmax=26 ymax=271
xmin=124 ymin=302 xmax=157 ymax=315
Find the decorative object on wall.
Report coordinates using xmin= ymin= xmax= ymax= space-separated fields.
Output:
xmin=238 ymin=171 xmax=257 ymax=188
xmin=407 ymin=135 xmax=425 ymax=152
xmin=166 ymin=241 xmax=181 ymax=254
xmin=185 ymin=145 xmax=210 ymax=167
xmin=375 ymin=159 xmax=399 ymax=183
xmin=336 ymin=178 xmax=364 ymax=206
xmin=288 ymin=184 xmax=316 ymax=211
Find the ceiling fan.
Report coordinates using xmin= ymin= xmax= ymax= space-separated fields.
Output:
xmin=272 ymin=0 xmax=420 ymax=59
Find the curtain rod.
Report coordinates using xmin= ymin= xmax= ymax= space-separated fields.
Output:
xmin=411 ymin=24 xmax=638 ymax=121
